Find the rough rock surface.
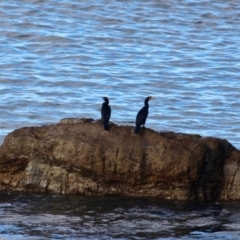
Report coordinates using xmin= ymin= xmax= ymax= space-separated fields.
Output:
xmin=0 ymin=118 xmax=239 ymax=200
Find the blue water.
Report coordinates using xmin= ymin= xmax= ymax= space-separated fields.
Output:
xmin=0 ymin=0 xmax=240 ymax=238
xmin=1 ymin=0 xmax=240 ymax=148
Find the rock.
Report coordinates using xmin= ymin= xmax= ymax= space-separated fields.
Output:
xmin=0 ymin=118 xmax=239 ymax=200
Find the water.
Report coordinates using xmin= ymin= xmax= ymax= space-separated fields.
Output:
xmin=0 ymin=0 xmax=240 ymax=148
xmin=1 ymin=0 xmax=240 ymax=238
xmin=0 ymin=192 xmax=240 ymax=240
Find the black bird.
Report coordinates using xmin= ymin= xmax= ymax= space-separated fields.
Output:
xmin=101 ymin=97 xmax=111 ymax=130
xmin=134 ymin=96 xmax=152 ymax=134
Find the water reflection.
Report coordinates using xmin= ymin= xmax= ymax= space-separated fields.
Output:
xmin=0 ymin=192 xmax=240 ymax=239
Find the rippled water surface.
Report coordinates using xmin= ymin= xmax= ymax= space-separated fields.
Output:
xmin=1 ymin=192 xmax=240 ymax=240
xmin=1 ymin=1 xmax=240 ymax=238
xmin=0 ymin=0 xmax=240 ymax=148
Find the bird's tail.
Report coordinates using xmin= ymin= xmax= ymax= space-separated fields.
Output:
xmin=134 ymin=125 xmax=140 ymax=134
xmin=103 ymin=121 xmax=109 ymax=131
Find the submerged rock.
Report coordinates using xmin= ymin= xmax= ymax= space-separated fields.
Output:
xmin=0 ymin=118 xmax=239 ymax=200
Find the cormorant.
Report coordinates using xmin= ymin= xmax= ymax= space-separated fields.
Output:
xmin=134 ymin=96 xmax=152 ymax=134
xmin=101 ymin=97 xmax=111 ymax=130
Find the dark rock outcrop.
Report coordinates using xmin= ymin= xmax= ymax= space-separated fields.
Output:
xmin=0 ymin=118 xmax=239 ymax=200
